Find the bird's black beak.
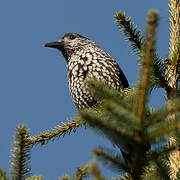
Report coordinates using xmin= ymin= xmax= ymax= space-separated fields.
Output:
xmin=44 ymin=41 xmax=64 ymax=49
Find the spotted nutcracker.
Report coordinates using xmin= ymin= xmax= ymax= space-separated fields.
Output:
xmin=44 ymin=33 xmax=131 ymax=161
xmin=44 ymin=33 xmax=129 ymax=108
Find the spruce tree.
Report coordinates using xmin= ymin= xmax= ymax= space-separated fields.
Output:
xmin=1 ymin=0 xmax=180 ymax=179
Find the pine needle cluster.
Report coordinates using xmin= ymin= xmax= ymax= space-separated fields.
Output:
xmin=10 ymin=125 xmax=31 ymax=180
xmin=78 ymin=7 xmax=180 ymax=180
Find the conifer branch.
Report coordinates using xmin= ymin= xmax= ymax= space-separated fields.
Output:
xmin=87 ymin=79 xmax=126 ymax=101
xmin=114 ymin=11 xmax=168 ymax=90
xmin=80 ymin=110 xmax=135 ymax=143
xmin=169 ymin=0 xmax=180 ymax=66
xmin=132 ymin=10 xmax=159 ymax=179
xmin=167 ymin=137 xmax=180 ymax=180
xmin=26 ymin=176 xmax=44 ymax=180
xmin=155 ymin=143 xmax=180 ymax=157
xmin=10 ymin=125 xmax=31 ymax=180
xmin=151 ymin=152 xmax=170 ymax=180
xmin=146 ymin=103 xmax=180 ymax=127
xmin=137 ymin=10 xmax=159 ymax=122
xmin=73 ymin=165 xmax=89 ymax=180
xmin=112 ymin=174 xmax=132 ymax=180
xmin=150 ymin=55 xmax=168 ymax=90
xmin=0 ymin=166 xmax=8 ymax=180
xmin=165 ymin=0 xmax=180 ymax=98
xmin=165 ymin=1 xmax=180 ymax=179
xmin=60 ymin=163 xmax=102 ymax=180
xmin=92 ymin=147 xmax=130 ymax=173
xmin=114 ymin=11 xmax=143 ymax=55
xmin=87 ymin=80 xmax=136 ymax=111
xmin=88 ymin=162 xmax=107 ymax=180
xmin=59 ymin=175 xmax=72 ymax=180
xmin=104 ymin=100 xmax=139 ymax=128
xmin=28 ymin=120 xmax=83 ymax=147
xmin=149 ymin=119 xmax=180 ymax=140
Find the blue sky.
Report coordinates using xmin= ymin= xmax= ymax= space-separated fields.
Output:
xmin=1 ymin=0 xmax=169 ymax=179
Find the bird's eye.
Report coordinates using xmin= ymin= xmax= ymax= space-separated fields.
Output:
xmin=69 ymin=34 xmax=76 ymax=40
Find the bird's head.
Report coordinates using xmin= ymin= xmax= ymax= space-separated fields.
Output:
xmin=44 ymin=33 xmax=93 ymax=61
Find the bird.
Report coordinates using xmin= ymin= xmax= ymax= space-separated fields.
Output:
xmin=44 ymin=32 xmax=130 ymax=161
xmin=44 ymin=33 xmax=129 ymax=109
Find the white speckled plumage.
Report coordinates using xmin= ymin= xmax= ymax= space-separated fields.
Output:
xmin=44 ymin=32 xmax=137 ymax=163
xmin=45 ymin=33 xmax=129 ymax=109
